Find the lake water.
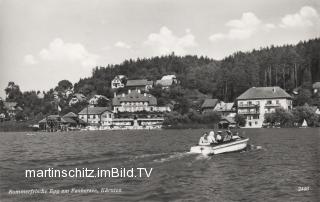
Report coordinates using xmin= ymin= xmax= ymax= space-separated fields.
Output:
xmin=0 ymin=129 xmax=319 ymax=202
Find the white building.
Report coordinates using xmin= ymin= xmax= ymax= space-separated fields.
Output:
xmin=78 ymin=107 xmax=114 ymax=127
xmin=156 ymin=74 xmax=178 ymax=89
xmin=111 ymin=75 xmax=126 ymax=89
xmin=88 ymin=95 xmax=110 ymax=106
xmin=236 ymin=86 xmax=292 ymax=128
xmin=112 ymin=90 xmax=170 ymax=113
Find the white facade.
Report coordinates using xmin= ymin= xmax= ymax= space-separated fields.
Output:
xmin=114 ymin=104 xmax=170 ymax=113
xmin=237 ymin=98 xmax=292 ymax=128
xmin=111 ymin=75 xmax=126 ymax=89
xmin=79 ymin=111 xmax=114 ymax=126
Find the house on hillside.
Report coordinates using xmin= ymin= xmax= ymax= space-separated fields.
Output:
xmin=37 ymin=91 xmax=45 ymax=99
xmin=78 ymin=107 xmax=114 ymax=128
xmin=201 ymin=99 xmax=219 ymax=114
xmin=69 ymin=93 xmax=87 ymax=106
xmin=213 ymin=101 xmax=236 ymax=117
xmin=236 ymin=86 xmax=292 ymax=128
xmin=126 ymin=79 xmax=153 ymax=91
xmin=112 ymin=89 xmax=170 ymax=113
xmin=111 ymin=75 xmax=127 ymax=89
xmin=156 ymin=75 xmax=178 ymax=89
xmin=89 ymin=95 xmax=110 ymax=107
xmin=3 ymin=102 xmax=23 ymax=118
xmin=112 ymin=90 xmax=170 ymax=129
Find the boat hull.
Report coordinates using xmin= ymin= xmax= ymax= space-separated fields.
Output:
xmin=190 ymin=138 xmax=249 ymax=155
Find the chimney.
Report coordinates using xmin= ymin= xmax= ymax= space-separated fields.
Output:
xmin=272 ymin=87 xmax=276 ymax=93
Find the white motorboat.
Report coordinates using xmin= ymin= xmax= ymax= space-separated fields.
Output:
xmin=190 ymin=137 xmax=249 ymax=155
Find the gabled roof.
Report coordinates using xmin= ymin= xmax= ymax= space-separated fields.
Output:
xmin=161 ymin=75 xmax=176 ymax=80
xmin=112 ymin=90 xmax=157 ymax=106
xmin=201 ymin=99 xmax=219 ymax=109
xmin=126 ymin=79 xmax=153 ymax=87
xmin=113 ymin=75 xmax=126 ymax=80
xmin=214 ymin=102 xmax=235 ymax=111
xmin=78 ymin=107 xmax=112 ymax=115
xmin=61 ymin=117 xmax=77 ymax=124
xmin=220 ymin=116 xmax=236 ymax=124
xmin=73 ymin=93 xmax=86 ymax=100
xmin=237 ymin=87 xmax=292 ymax=100
xmin=63 ymin=112 xmax=78 ymax=118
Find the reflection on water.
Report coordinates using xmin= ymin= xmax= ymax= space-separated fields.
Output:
xmin=0 ymin=128 xmax=319 ymax=201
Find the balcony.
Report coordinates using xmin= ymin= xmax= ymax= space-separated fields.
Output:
xmin=238 ymin=110 xmax=260 ymax=115
xmin=238 ymin=103 xmax=260 ymax=108
xmin=264 ymin=103 xmax=281 ymax=108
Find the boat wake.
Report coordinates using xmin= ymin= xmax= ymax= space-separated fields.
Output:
xmin=241 ymin=144 xmax=265 ymax=153
xmin=153 ymin=152 xmax=192 ymax=163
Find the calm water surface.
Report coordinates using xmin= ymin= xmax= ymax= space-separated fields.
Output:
xmin=0 ymin=129 xmax=319 ymax=202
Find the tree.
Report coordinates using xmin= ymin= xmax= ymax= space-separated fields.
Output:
xmin=56 ymin=80 xmax=73 ymax=92
xmin=5 ymin=82 xmax=22 ymax=102
xmin=96 ymin=97 xmax=110 ymax=107
xmin=292 ymin=105 xmax=319 ymax=127
xmin=294 ymin=88 xmax=312 ymax=106
xmin=264 ymin=108 xmax=294 ymax=127
xmin=235 ymin=114 xmax=246 ymax=127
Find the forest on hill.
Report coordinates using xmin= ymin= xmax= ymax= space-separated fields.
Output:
xmin=1 ymin=38 xmax=320 ymax=123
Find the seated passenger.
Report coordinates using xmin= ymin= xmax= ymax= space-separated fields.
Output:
xmin=207 ymin=131 xmax=216 ymax=144
xmin=216 ymin=131 xmax=223 ymax=143
xmin=199 ymin=133 xmax=210 ymax=146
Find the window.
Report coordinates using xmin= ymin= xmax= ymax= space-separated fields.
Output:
xmin=256 ymin=101 xmax=260 ymax=105
xmin=248 ymin=122 xmax=252 ymax=126
xmin=255 ymin=121 xmax=258 ymax=125
xmin=267 ymin=100 xmax=272 ymax=105
xmin=239 ymin=101 xmax=243 ymax=106
xmin=276 ymin=100 xmax=279 ymax=104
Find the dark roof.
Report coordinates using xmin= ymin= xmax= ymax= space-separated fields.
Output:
xmin=63 ymin=112 xmax=78 ymax=118
xmin=78 ymin=107 xmax=112 ymax=115
xmin=220 ymin=116 xmax=236 ymax=124
xmin=201 ymin=99 xmax=219 ymax=109
xmin=126 ymin=79 xmax=153 ymax=87
xmin=237 ymin=87 xmax=292 ymax=100
xmin=112 ymin=90 xmax=157 ymax=106
xmin=313 ymin=82 xmax=320 ymax=89
xmin=61 ymin=117 xmax=77 ymax=124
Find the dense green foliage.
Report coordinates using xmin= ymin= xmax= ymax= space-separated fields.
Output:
xmin=264 ymin=105 xmax=320 ymax=127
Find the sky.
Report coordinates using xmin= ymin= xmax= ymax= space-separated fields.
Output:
xmin=0 ymin=0 xmax=319 ymax=98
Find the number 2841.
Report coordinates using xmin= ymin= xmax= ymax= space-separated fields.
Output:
xmin=297 ymin=186 xmax=310 ymax=192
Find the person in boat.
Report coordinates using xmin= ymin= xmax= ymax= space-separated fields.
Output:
xmin=216 ymin=131 xmax=223 ymax=143
xmin=223 ymin=130 xmax=232 ymax=142
xmin=207 ymin=130 xmax=217 ymax=144
xmin=199 ymin=132 xmax=210 ymax=146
